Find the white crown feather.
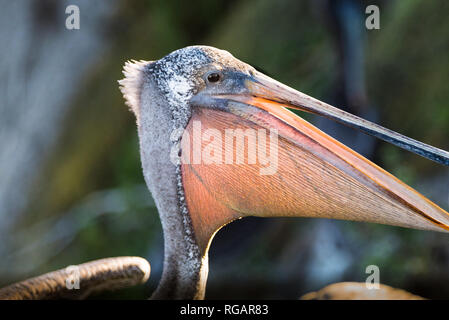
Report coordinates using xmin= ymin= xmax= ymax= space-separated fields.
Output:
xmin=118 ymin=60 xmax=149 ymax=117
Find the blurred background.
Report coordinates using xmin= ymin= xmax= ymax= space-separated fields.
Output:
xmin=0 ymin=0 xmax=448 ymax=299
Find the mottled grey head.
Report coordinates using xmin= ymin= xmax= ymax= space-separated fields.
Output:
xmin=119 ymin=45 xmax=254 ymax=128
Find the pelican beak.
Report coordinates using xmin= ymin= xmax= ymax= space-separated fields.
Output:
xmin=239 ymin=70 xmax=449 ymax=166
xmin=190 ymin=70 xmax=449 ymax=236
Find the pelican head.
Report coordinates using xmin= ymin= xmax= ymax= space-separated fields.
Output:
xmin=119 ymin=46 xmax=449 ymax=299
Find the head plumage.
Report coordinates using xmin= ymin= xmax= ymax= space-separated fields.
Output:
xmin=118 ymin=59 xmax=150 ymax=118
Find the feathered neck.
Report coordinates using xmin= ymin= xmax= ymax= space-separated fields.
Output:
xmin=120 ymin=60 xmax=208 ymax=299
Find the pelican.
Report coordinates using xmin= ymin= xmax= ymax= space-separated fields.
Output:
xmin=1 ymin=46 xmax=447 ymax=300
xmin=116 ymin=46 xmax=449 ymax=299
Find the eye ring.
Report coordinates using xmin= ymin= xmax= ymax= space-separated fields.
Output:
xmin=206 ymin=72 xmax=221 ymax=83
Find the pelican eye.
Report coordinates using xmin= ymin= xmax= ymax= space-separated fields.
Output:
xmin=207 ymin=72 xmax=221 ymax=83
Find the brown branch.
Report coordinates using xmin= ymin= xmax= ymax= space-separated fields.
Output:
xmin=0 ymin=256 xmax=150 ymax=300
xmin=300 ymin=282 xmax=425 ymax=300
